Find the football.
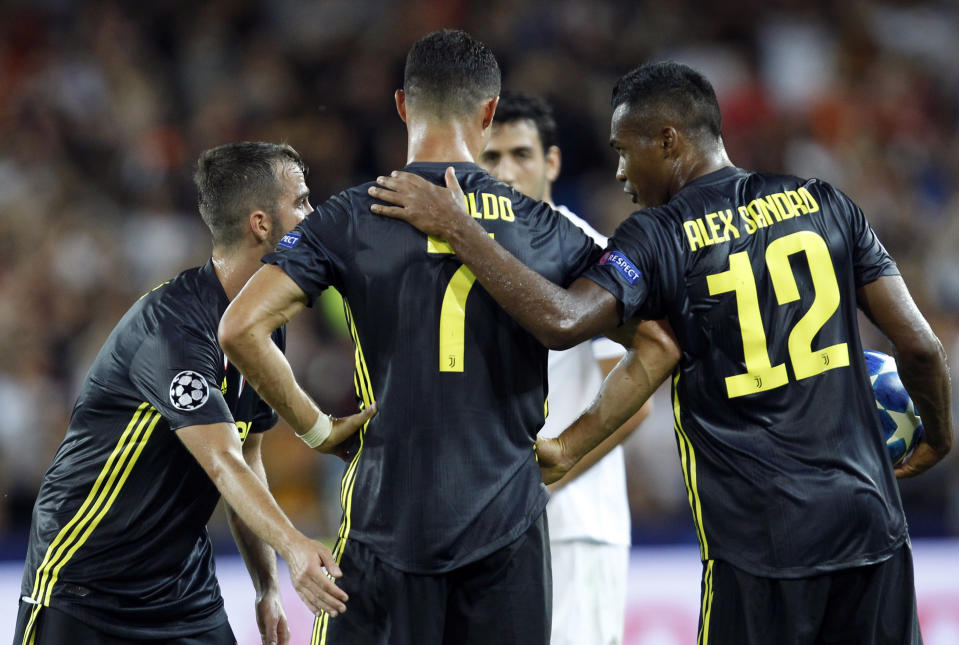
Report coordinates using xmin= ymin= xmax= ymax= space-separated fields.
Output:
xmin=864 ymin=350 xmax=924 ymax=465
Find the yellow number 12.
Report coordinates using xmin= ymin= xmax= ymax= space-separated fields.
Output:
xmin=706 ymin=230 xmax=849 ymax=398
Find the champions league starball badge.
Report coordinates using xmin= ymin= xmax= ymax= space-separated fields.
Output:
xmin=169 ymin=370 xmax=210 ymax=411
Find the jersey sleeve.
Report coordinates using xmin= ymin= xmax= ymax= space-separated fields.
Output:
xmin=524 ymin=197 xmax=604 ymax=285
xmin=261 ymin=192 xmax=354 ymax=306
xmin=580 ymin=212 xmax=671 ymax=323
xmin=129 ymin=323 xmax=233 ymax=431
xmin=837 ymin=186 xmax=900 ymax=287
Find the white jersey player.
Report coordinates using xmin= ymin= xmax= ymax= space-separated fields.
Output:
xmin=479 ymin=92 xmax=650 ymax=645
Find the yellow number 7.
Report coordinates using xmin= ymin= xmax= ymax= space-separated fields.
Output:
xmin=706 ymin=230 xmax=849 ymax=398
xmin=439 ymin=266 xmax=477 ymax=372
xmin=429 ymin=235 xmax=481 ymax=373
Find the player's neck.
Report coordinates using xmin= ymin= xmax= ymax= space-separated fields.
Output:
xmin=211 ymin=250 xmax=261 ymax=301
xmin=672 ymin=146 xmax=733 ymax=196
xmin=405 ymin=119 xmax=480 ymax=164
xmin=542 ymin=185 xmax=555 ymax=209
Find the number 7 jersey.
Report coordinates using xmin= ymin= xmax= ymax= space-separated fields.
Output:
xmin=584 ymin=166 xmax=906 ymax=577
xmin=263 ymin=162 xmax=601 ymax=574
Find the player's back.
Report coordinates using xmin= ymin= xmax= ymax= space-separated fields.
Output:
xmin=593 ymin=166 xmax=906 ymax=576
xmin=265 ymin=161 xmax=599 ymax=573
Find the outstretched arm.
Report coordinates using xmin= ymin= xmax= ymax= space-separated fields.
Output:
xmin=177 ymin=422 xmax=347 ymax=617
xmin=225 ymin=433 xmax=290 ymax=644
xmin=545 ymin=319 xmax=678 ymax=491
xmin=537 ymin=319 xmax=680 ymax=483
xmin=369 ymin=168 xmax=622 ymax=349
xmin=857 ymin=275 xmax=952 ymax=477
xmin=219 ymin=264 xmax=377 ymax=451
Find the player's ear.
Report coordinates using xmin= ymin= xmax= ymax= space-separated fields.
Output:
xmin=395 ymin=90 xmax=408 ymax=124
xmin=249 ymin=210 xmax=271 ymax=244
xmin=545 ymin=145 xmax=561 ymax=184
xmin=481 ymin=95 xmax=499 ymax=131
xmin=661 ymin=126 xmax=678 ymax=157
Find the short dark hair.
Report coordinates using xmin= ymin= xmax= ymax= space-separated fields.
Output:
xmin=492 ymin=91 xmax=558 ymax=151
xmin=193 ymin=142 xmax=306 ymax=248
xmin=403 ymin=29 xmax=501 ymax=116
xmin=611 ymin=61 xmax=722 ymax=141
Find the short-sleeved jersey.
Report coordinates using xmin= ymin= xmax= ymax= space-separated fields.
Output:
xmin=583 ymin=166 xmax=906 ymax=578
xmin=264 ymin=161 xmax=600 ymax=573
xmin=20 ymin=260 xmax=283 ymax=639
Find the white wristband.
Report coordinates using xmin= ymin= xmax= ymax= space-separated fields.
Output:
xmin=296 ymin=411 xmax=333 ymax=449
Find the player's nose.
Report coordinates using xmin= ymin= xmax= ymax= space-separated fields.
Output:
xmin=495 ymin=157 xmax=521 ymax=184
xmin=616 ymin=159 xmax=627 ymax=183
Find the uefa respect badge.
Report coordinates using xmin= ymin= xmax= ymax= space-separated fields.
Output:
xmin=598 ymin=250 xmax=642 ymax=285
xmin=278 ymin=232 xmax=301 ymax=249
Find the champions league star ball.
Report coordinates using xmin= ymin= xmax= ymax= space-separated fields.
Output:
xmin=864 ymin=350 xmax=923 ymax=466
xmin=169 ymin=370 xmax=210 ymax=411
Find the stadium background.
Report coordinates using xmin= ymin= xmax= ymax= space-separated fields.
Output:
xmin=0 ymin=0 xmax=957 ymax=641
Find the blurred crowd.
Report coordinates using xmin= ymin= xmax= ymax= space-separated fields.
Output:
xmin=1 ymin=0 xmax=958 ymax=555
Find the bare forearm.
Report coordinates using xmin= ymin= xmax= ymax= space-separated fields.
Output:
xmin=220 ymin=265 xmax=321 ymax=433
xmin=897 ymin=337 xmax=953 ymax=453
xmin=226 ymin=451 xmax=280 ymax=598
xmin=549 ymin=397 xmax=651 ymax=493
xmin=227 ymin=505 xmax=280 ymax=597
xmin=561 ymin=351 xmax=660 ymax=461
xmin=223 ymin=333 xmax=319 ymax=433
xmin=858 ymin=276 xmax=953 ymax=455
xmin=560 ymin=320 xmax=678 ymax=463
xmin=209 ymin=452 xmax=302 ymax=562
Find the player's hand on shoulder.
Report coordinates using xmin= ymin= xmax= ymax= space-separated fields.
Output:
xmin=368 ymin=167 xmax=470 ymax=239
xmin=255 ymin=588 xmax=290 ymax=645
xmin=536 ymin=436 xmax=573 ymax=485
xmin=893 ymin=437 xmax=950 ymax=479
xmin=283 ymin=536 xmax=348 ymax=617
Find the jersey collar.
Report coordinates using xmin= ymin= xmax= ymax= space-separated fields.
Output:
xmin=401 ymin=161 xmax=484 ymax=173
xmin=677 ymin=166 xmax=745 ymax=194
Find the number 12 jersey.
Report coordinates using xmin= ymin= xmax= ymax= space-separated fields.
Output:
xmin=584 ymin=166 xmax=906 ymax=577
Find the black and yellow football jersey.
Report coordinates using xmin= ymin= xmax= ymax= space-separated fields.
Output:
xmin=19 ymin=260 xmax=283 ymax=639
xmin=584 ymin=166 xmax=906 ymax=577
xmin=264 ymin=161 xmax=600 ymax=574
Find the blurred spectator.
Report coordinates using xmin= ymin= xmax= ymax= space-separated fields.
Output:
xmin=0 ymin=0 xmax=957 ymax=551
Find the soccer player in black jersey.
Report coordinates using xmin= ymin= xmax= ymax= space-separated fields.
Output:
xmin=13 ymin=142 xmax=374 ymax=645
xmin=219 ymin=31 xmax=678 ymax=645
xmin=368 ymin=62 xmax=954 ymax=643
